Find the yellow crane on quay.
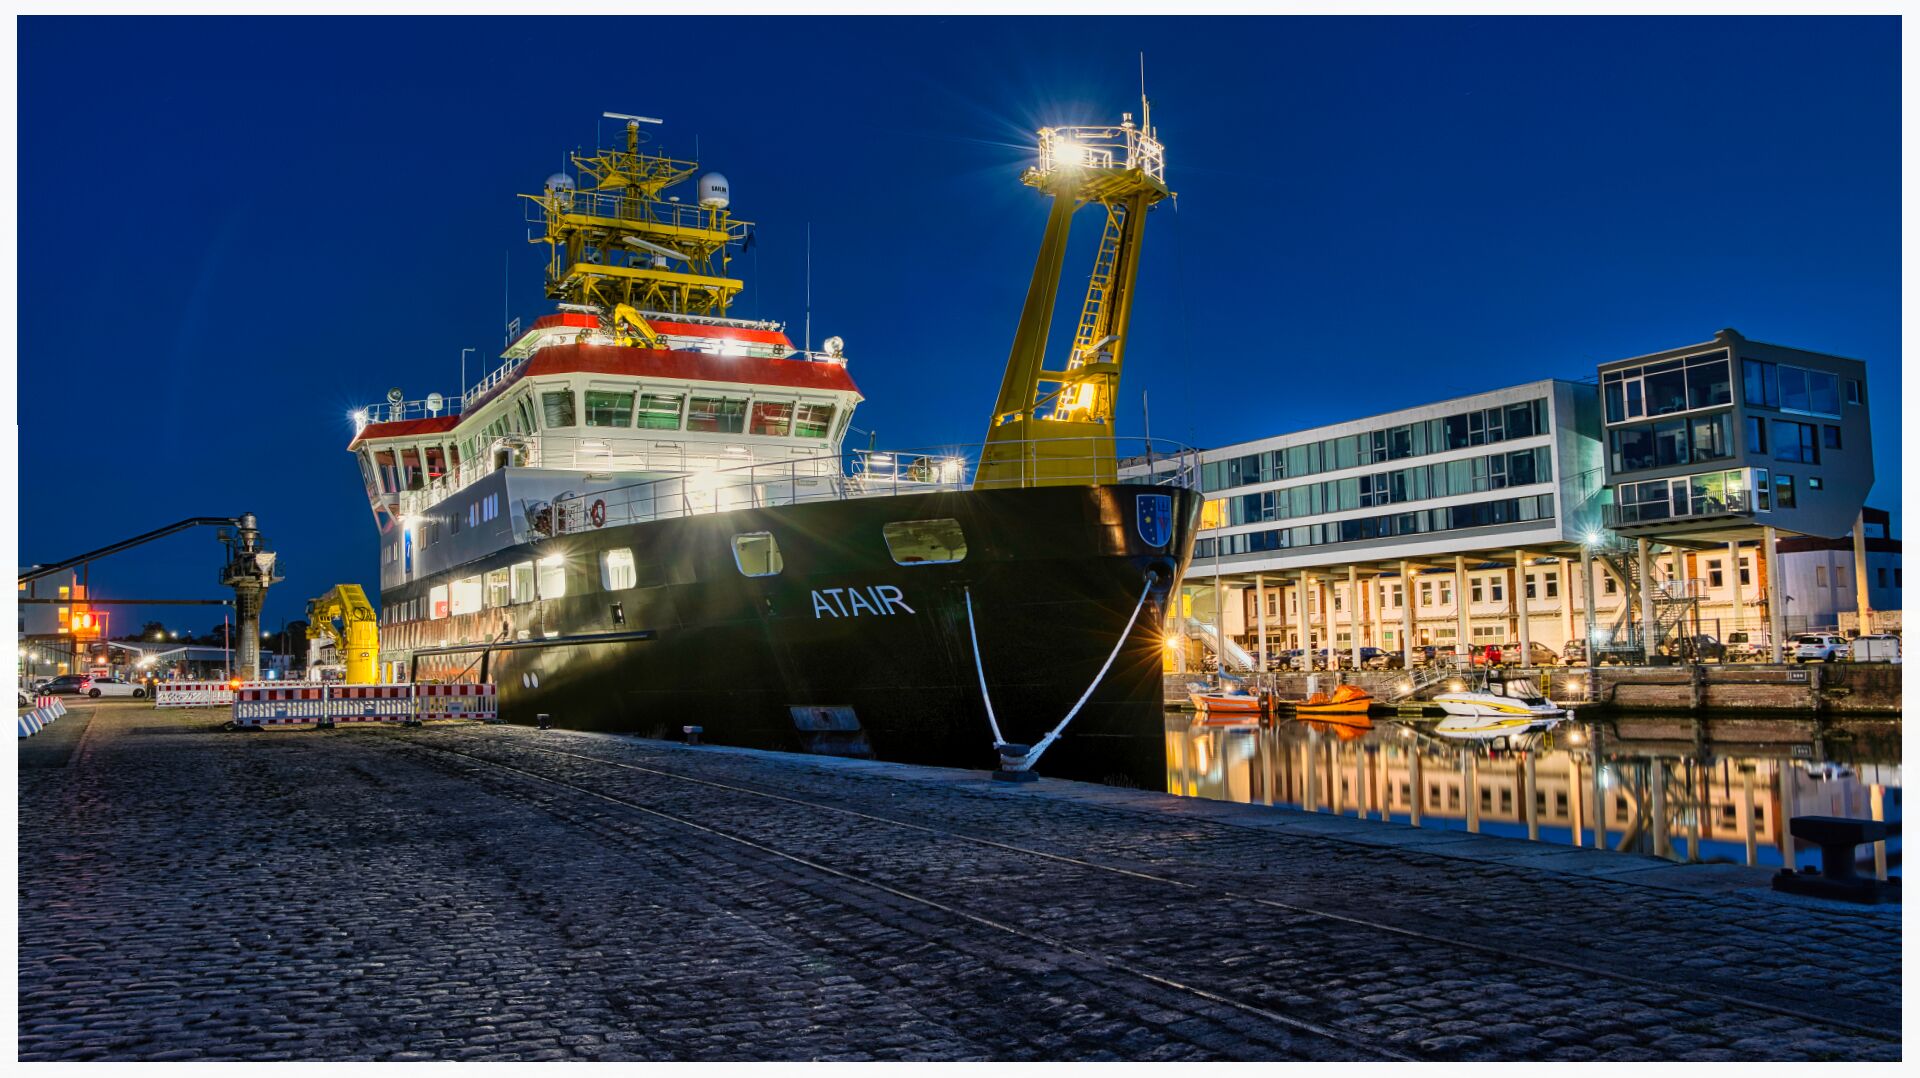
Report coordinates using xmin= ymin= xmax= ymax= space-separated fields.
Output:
xmin=306 ymin=584 xmax=378 ymax=685
xmin=977 ymin=98 xmax=1173 ymax=489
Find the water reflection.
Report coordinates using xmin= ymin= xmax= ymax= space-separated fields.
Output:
xmin=1166 ymin=712 xmax=1902 ymax=876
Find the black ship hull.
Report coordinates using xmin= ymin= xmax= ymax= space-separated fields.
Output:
xmin=397 ymin=483 xmax=1200 ymax=786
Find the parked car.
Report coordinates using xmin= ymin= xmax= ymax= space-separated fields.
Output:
xmin=1357 ymin=647 xmax=1401 ymax=670
xmin=1725 ymin=629 xmax=1772 ymax=662
xmin=1561 ymin=639 xmax=1588 ymax=666
xmin=1659 ymin=634 xmax=1727 ymax=663
xmin=1498 ymin=641 xmax=1560 ymax=666
xmin=1794 ymin=633 xmax=1851 ymax=663
xmin=39 ymin=674 xmax=93 ymax=696
xmin=84 ymin=675 xmax=147 ymax=698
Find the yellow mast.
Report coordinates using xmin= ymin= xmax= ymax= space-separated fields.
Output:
xmin=524 ymin=113 xmax=753 ymax=334
xmin=977 ymin=102 xmax=1171 ymax=489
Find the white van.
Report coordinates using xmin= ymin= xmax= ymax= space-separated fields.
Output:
xmin=1851 ymin=635 xmax=1902 ymax=663
xmin=1725 ymin=629 xmax=1771 ymax=661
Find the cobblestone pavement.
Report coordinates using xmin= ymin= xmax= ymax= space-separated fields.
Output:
xmin=18 ymin=704 xmax=1902 ymax=1061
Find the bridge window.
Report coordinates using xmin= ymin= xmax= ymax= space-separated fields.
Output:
xmin=541 ymin=390 xmax=577 ymax=429
xmin=732 ymin=532 xmax=784 ymax=577
xmin=687 ymin=395 xmax=747 ymax=434
xmin=600 ymin=548 xmax=637 ymax=590
xmin=428 ymin=584 xmax=449 ymax=620
xmin=484 ymin=567 xmax=509 ymax=608
xmin=637 ymin=393 xmax=683 ymax=430
xmin=795 ymin=403 xmax=835 ymax=438
xmin=585 ymin=390 xmax=635 ymax=428
xmin=750 ymin=401 xmax=793 ymax=437
xmin=882 ymin=519 xmax=968 ymax=566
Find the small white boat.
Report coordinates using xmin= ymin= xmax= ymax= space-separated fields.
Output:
xmin=1431 ymin=713 xmax=1563 ymax=741
xmin=1431 ymin=678 xmax=1566 ymax=721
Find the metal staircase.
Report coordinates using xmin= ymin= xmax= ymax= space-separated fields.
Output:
xmin=1591 ymin=541 xmax=1702 ymax=662
xmin=1180 ymin=617 xmax=1256 ymax=673
xmin=1069 ymin=206 xmax=1126 ymax=363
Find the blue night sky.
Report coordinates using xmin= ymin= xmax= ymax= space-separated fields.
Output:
xmin=18 ymin=16 xmax=1901 ymax=633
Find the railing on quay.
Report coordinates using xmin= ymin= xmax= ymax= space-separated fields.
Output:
xmin=545 ymin=436 xmax=1198 ymax=535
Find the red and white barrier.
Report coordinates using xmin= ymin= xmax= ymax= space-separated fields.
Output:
xmin=232 ymin=685 xmax=330 ymax=724
xmin=324 ymin=684 xmax=416 ymax=723
xmin=415 ymin=682 xmax=499 ymax=722
xmin=225 ymin=682 xmax=496 ymax=728
xmin=155 ymin=681 xmax=276 ymax=708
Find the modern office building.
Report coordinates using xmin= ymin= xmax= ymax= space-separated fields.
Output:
xmin=1165 ymin=330 xmax=1886 ymax=670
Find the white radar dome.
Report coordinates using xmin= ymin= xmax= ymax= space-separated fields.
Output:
xmin=545 ymin=173 xmax=575 ymax=193
xmin=698 ymin=172 xmax=731 ymax=209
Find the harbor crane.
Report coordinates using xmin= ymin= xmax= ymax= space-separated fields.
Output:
xmin=977 ymin=96 xmax=1172 ymax=489
xmin=305 ymin=584 xmax=379 ymax=684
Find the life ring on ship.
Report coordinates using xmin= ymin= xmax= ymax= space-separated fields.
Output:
xmin=589 ymin=499 xmax=607 ymax=528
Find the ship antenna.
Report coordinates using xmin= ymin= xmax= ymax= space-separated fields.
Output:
xmin=805 ymin=221 xmax=813 ymax=354
xmin=1139 ymin=51 xmax=1151 ymax=136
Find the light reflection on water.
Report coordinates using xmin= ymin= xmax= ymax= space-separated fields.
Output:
xmin=1165 ymin=712 xmax=1902 ymax=876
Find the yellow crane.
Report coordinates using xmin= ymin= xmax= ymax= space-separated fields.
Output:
xmin=306 ymin=584 xmax=378 ymax=685
xmin=977 ymin=100 xmax=1171 ymax=489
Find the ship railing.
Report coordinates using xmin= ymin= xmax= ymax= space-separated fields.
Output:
xmin=355 ymin=397 xmax=465 ymax=427
xmin=528 ymin=190 xmax=751 ymax=241
xmin=546 ymin=436 xmax=1198 ymax=535
xmin=463 ymin=356 xmax=530 ymax=409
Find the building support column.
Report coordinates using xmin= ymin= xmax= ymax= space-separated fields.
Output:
xmin=1408 ymin=746 xmax=1424 ymax=828
xmin=1453 ymin=555 xmax=1470 ymax=666
xmin=1463 ymin=750 xmax=1480 ymax=833
xmin=1764 ymin=526 xmax=1785 ymax=663
xmin=1348 ymin=564 xmax=1362 ymax=673
xmin=1581 ymin=546 xmax=1598 ymax=661
xmin=1741 ymin=764 xmax=1758 ymax=867
xmin=1373 ymin=574 xmax=1387 ymax=651
xmin=1852 ymin=510 xmax=1873 ymax=633
xmin=1560 ymin=558 xmax=1577 ymax=650
xmin=1726 ymin=539 xmax=1744 ymax=637
xmin=1637 ymin=537 xmax=1657 ymax=660
xmin=1568 ymin=755 xmax=1584 ymax=847
xmin=1297 ymin=572 xmax=1314 ymax=671
xmin=1254 ymin=573 xmax=1269 ymax=674
xmin=1514 ymin=548 xmax=1531 ymax=667
xmin=1398 ymin=561 xmax=1416 ymax=670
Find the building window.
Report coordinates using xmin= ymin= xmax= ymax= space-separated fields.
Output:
xmin=794 ymin=403 xmax=835 ymax=439
xmin=1815 ymin=565 xmax=1828 ymax=588
xmin=1440 ymin=583 xmax=1453 ymax=605
xmin=882 ymin=519 xmax=968 ymax=565
xmin=536 ymin=557 xmax=567 ymax=599
xmin=509 ymin=561 xmax=537 ymax=604
xmin=1420 ymin=581 xmax=1434 ymax=607
xmin=1771 ymin=419 xmax=1820 ymax=464
xmin=1603 ymin=575 xmax=1618 ymax=595
xmin=1707 ymin=560 xmax=1724 ymax=589
xmin=484 ymin=568 xmax=509 ymax=608
xmin=730 ymin=533 xmax=784 ymax=577
xmin=1746 ymin=416 xmax=1767 ymax=455
xmin=449 ymin=576 xmax=482 ymax=616
xmin=1846 ymin=379 xmax=1862 ymax=405
xmin=600 ymin=548 xmax=638 ymax=590
xmin=541 ymin=390 xmax=577 ymax=428
xmin=1545 ymin=575 xmax=1559 ymax=599
xmin=749 ymin=402 xmax=793 ymax=437
xmin=636 ymin=393 xmax=684 ymax=430
xmin=1525 ymin=575 xmax=1537 ymax=600
xmin=428 ymin=584 xmax=449 ymax=620
xmin=584 ymin=390 xmax=635 ymax=428
xmin=1773 ymin=473 xmax=1796 ymax=509
xmin=1489 ymin=579 xmax=1503 ymax=602
xmin=1808 ymin=477 xmax=1823 ymax=490
xmin=687 ymin=396 xmax=747 ymax=434
xmin=1740 ymin=558 xmax=1752 ymax=587
xmin=1605 ymin=351 xmax=1729 ymax=422
xmin=1877 ymin=567 xmax=1887 ymax=588
xmin=1822 ymin=425 xmax=1842 ymax=450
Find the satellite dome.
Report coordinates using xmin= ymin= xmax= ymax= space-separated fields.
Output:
xmin=545 ymin=173 xmax=576 ymax=193
xmin=697 ymin=172 xmax=731 ymax=210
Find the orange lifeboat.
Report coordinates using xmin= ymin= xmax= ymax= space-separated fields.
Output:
xmin=1293 ymin=683 xmax=1374 ymax=717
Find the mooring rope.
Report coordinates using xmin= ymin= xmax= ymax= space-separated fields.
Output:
xmin=965 ymin=574 xmax=1158 ymax=773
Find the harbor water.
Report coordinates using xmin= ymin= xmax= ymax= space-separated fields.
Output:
xmin=1163 ymin=711 xmax=1902 ymax=876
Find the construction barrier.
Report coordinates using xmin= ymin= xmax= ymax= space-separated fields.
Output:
xmin=19 ymin=709 xmax=47 ymax=737
xmin=415 ymin=683 xmax=499 ymax=722
xmin=155 ymin=681 xmax=277 ymax=708
xmin=324 ymin=684 xmax=417 ymax=724
xmin=225 ymin=683 xmax=496 ymax=728
xmin=232 ymin=685 xmax=330 ymax=725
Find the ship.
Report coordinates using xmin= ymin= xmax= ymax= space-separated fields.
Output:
xmin=346 ymin=108 xmax=1200 ymax=783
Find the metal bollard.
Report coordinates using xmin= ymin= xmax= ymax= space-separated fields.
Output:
xmin=991 ymin=742 xmax=1039 ymax=783
xmin=536 ymin=713 xmax=552 ymax=730
xmin=683 ymin=725 xmax=702 ymax=745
